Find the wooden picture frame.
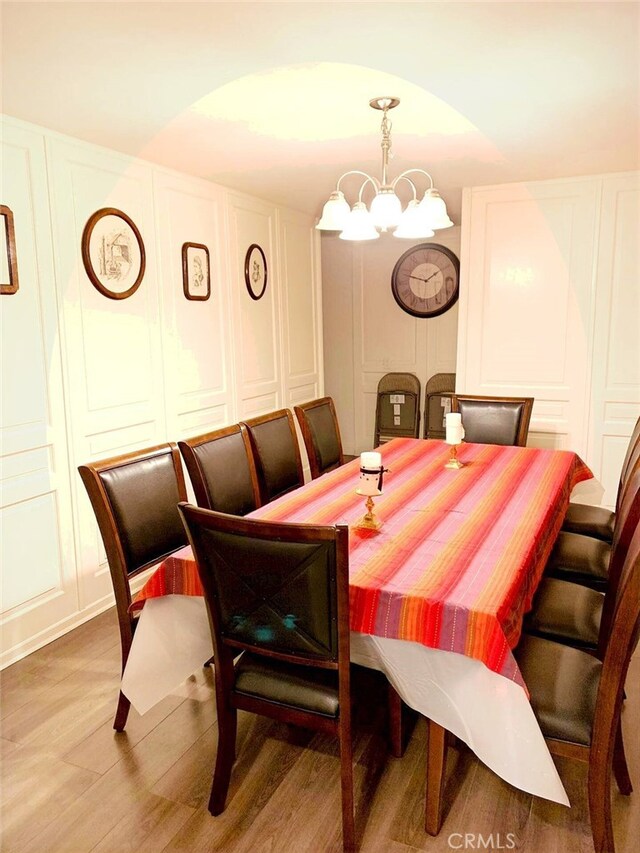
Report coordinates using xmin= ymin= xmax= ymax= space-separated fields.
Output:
xmin=0 ymin=205 xmax=19 ymax=295
xmin=182 ymin=242 xmax=211 ymax=301
xmin=81 ymin=207 xmax=145 ymax=300
xmin=244 ymin=243 xmax=267 ymax=300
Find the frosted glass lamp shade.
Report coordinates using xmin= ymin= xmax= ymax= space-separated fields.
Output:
xmin=370 ymin=189 xmax=402 ymax=230
xmin=419 ymin=189 xmax=454 ymax=230
xmin=393 ymin=199 xmax=436 ymax=239
xmin=339 ymin=202 xmax=379 ymax=241
xmin=316 ymin=191 xmax=351 ymax=231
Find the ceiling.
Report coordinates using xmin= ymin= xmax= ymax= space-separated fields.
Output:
xmin=2 ymin=1 xmax=639 ymax=223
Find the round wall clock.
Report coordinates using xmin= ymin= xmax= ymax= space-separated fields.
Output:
xmin=391 ymin=243 xmax=459 ymax=318
xmin=244 ymin=243 xmax=268 ymax=300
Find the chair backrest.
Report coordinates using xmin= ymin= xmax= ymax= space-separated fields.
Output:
xmin=598 ymin=460 xmax=640 ymax=654
xmin=374 ymin=372 xmax=421 ymax=446
xmin=616 ymin=415 xmax=640 ymax=512
xmin=452 ymin=394 xmax=534 ymax=447
xmin=178 ymin=503 xmax=350 ymax=669
xmin=591 ymin=521 xmax=640 ymax=787
xmin=294 ymin=397 xmax=345 ymax=479
xmin=179 ymin=424 xmax=261 ymax=516
xmin=424 ymin=373 xmax=456 ymax=439
xmin=78 ymin=443 xmax=188 ymax=629
xmin=241 ymin=409 xmax=304 ymax=504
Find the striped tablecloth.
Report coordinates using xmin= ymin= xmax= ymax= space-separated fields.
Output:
xmin=131 ymin=438 xmax=592 ymax=690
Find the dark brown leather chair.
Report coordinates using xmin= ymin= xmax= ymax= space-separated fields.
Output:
xmin=514 ymin=521 xmax=640 ymax=853
xmin=178 ymin=424 xmax=261 ymax=515
xmin=451 ymin=394 xmax=534 ymax=447
xmin=544 ymin=455 xmax=640 ymax=593
xmin=527 ymin=464 xmax=640 ymax=652
xmin=241 ymin=409 xmax=304 ymax=504
xmin=177 ymin=504 xmax=356 ymax=852
xmin=562 ymin=416 xmax=640 ymax=542
xmin=294 ymin=397 xmax=345 ymax=479
xmin=78 ymin=444 xmax=188 ymax=731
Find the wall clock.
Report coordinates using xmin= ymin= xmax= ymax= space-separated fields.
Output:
xmin=391 ymin=243 xmax=459 ymax=318
xmin=244 ymin=243 xmax=267 ymax=300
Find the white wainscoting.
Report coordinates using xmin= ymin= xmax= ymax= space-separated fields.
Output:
xmin=0 ymin=115 xmax=322 ymax=667
xmin=321 ymin=230 xmax=461 ymax=455
xmin=0 ymin=121 xmax=79 ymax=663
xmin=457 ymin=173 xmax=640 ymax=507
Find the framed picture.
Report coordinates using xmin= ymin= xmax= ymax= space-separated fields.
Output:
xmin=0 ymin=205 xmax=19 ymax=295
xmin=182 ymin=242 xmax=211 ymax=301
xmin=244 ymin=243 xmax=267 ymax=300
xmin=81 ymin=207 xmax=145 ymax=300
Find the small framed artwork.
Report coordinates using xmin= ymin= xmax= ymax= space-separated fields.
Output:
xmin=182 ymin=242 xmax=211 ymax=301
xmin=0 ymin=205 xmax=19 ymax=295
xmin=81 ymin=207 xmax=145 ymax=300
xmin=244 ymin=243 xmax=267 ymax=300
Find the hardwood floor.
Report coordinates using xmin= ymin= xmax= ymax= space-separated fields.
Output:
xmin=1 ymin=607 xmax=638 ymax=853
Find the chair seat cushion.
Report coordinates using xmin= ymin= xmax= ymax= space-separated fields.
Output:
xmin=515 ymin=635 xmax=602 ymax=746
xmin=562 ymin=503 xmax=615 ymax=542
xmin=545 ymin=531 xmax=610 ymax=590
xmin=233 ymin=653 xmax=339 ymax=718
xmin=525 ymin=578 xmax=604 ymax=649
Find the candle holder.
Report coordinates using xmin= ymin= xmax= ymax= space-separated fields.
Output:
xmin=355 ymin=489 xmax=383 ymax=531
xmin=444 ymin=442 xmax=464 ymax=469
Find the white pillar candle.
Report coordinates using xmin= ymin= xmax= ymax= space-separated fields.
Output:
xmin=360 ymin=451 xmax=382 ymax=469
xmin=445 ymin=413 xmax=464 ymax=445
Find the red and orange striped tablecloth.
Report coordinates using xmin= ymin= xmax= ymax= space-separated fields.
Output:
xmin=131 ymin=438 xmax=592 ymax=690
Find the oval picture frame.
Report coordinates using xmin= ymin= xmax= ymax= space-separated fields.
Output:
xmin=244 ymin=243 xmax=268 ymax=301
xmin=81 ymin=207 xmax=146 ymax=300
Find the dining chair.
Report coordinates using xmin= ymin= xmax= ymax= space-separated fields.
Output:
xmin=177 ymin=503 xmax=356 ymax=852
xmin=294 ymin=396 xmax=346 ymax=479
xmin=545 ymin=454 xmax=640 ymax=593
xmin=451 ymin=394 xmax=534 ymax=447
xmin=241 ymin=408 xmax=304 ymax=504
xmin=78 ymin=443 xmax=188 ymax=731
xmin=425 ymin=521 xmax=640 ymax=849
xmin=373 ymin=372 xmax=421 ymax=446
xmin=527 ymin=464 xmax=640 ymax=653
xmin=562 ymin=415 xmax=640 ymax=542
xmin=178 ymin=424 xmax=261 ymax=515
xmin=514 ymin=521 xmax=640 ymax=853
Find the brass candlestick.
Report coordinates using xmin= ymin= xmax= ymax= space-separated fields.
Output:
xmin=355 ymin=489 xmax=383 ymax=531
xmin=445 ymin=443 xmax=464 ymax=469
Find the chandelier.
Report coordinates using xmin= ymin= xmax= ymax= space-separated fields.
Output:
xmin=316 ymin=97 xmax=453 ymax=241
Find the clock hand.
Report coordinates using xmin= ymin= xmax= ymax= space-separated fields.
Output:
xmin=410 ymin=270 xmax=442 ymax=284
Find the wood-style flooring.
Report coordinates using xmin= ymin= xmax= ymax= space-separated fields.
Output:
xmin=1 ymin=607 xmax=638 ymax=853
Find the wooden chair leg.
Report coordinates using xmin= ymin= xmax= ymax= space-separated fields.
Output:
xmin=113 ymin=690 xmax=131 ymax=732
xmin=388 ymin=684 xmax=404 ymax=758
xmin=613 ymin=719 xmax=633 ymax=795
xmin=339 ymin=719 xmax=355 ymax=853
xmin=425 ymin=720 xmax=447 ymax=836
xmin=588 ymin=754 xmax=615 ymax=853
xmin=208 ymin=705 xmax=237 ymax=816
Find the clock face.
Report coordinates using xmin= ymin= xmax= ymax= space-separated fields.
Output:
xmin=391 ymin=243 xmax=460 ymax=318
xmin=244 ymin=244 xmax=268 ymax=300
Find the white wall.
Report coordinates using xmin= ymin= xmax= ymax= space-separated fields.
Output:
xmin=456 ymin=172 xmax=640 ymax=508
xmin=321 ymin=230 xmax=461 ymax=455
xmin=0 ymin=115 xmax=322 ymax=667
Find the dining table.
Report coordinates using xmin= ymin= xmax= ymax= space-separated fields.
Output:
xmin=121 ymin=437 xmax=592 ymax=824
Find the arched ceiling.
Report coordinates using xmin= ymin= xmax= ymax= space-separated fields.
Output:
xmin=2 ymin=1 xmax=639 ymax=223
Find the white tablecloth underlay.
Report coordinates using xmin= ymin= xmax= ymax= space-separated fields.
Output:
xmin=121 ymin=594 xmax=569 ymax=807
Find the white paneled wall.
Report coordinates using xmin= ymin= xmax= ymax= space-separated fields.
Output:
xmin=0 ymin=116 xmax=322 ymax=667
xmin=457 ymin=173 xmax=640 ymax=507
xmin=322 ymin=230 xmax=460 ymax=454
xmin=1 ymin=123 xmax=79 ymax=662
